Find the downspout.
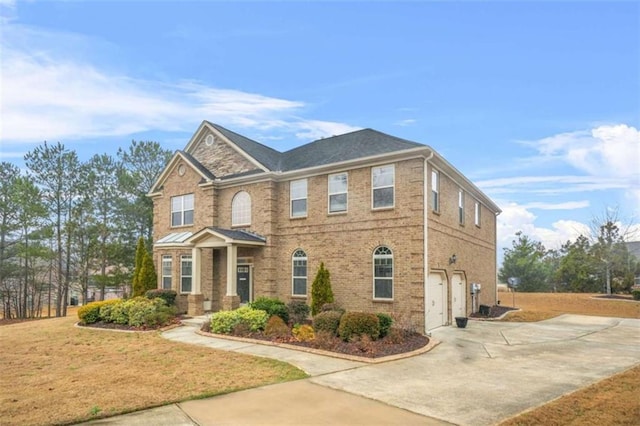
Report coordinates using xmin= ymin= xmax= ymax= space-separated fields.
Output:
xmin=423 ymin=151 xmax=434 ymax=334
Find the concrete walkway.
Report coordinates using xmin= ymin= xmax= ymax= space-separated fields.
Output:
xmin=81 ymin=314 xmax=640 ymax=426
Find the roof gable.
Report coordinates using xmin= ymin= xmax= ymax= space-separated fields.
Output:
xmin=149 ymin=151 xmax=214 ymax=194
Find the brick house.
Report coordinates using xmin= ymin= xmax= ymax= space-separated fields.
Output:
xmin=149 ymin=121 xmax=501 ymax=332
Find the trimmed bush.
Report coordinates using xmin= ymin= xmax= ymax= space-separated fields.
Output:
xmin=125 ymin=297 xmax=166 ymax=327
xmin=250 ymin=297 xmax=289 ymax=323
xmin=311 ymin=262 xmax=334 ymax=316
xmin=376 ymin=313 xmax=393 ymax=338
xmin=264 ymin=315 xmax=290 ymax=339
xmin=210 ymin=307 xmax=269 ymax=334
xmin=287 ymin=300 xmax=310 ymax=325
xmin=321 ymin=303 xmax=345 ymax=314
xmin=338 ymin=312 xmax=380 ymax=342
xmin=313 ymin=310 xmax=343 ymax=335
xmin=292 ymin=324 xmax=315 ymax=342
xmin=146 ymin=289 xmax=177 ymax=306
xmin=77 ymin=299 xmax=119 ymax=324
xmin=632 ymin=290 xmax=640 ymax=301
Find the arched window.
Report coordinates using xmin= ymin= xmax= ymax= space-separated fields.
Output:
xmin=292 ymin=249 xmax=308 ymax=296
xmin=231 ymin=191 xmax=251 ymax=226
xmin=373 ymin=246 xmax=393 ymax=299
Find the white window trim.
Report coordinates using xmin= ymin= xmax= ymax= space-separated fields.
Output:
xmin=180 ymin=255 xmax=192 ymax=294
xmin=431 ymin=170 xmax=440 ymax=213
xmin=231 ymin=191 xmax=252 ymax=227
xmin=290 ymin=179 xmax=308 ymax=218
xmin=291 ymin=249 xmax=308 ymax=296
xmin=171 ymin=193 xmax=194 ymax=227
xmin=371 ymin=164 xmax=395 ymax=210
xmin=475 ymin=201 xmax=481 ymax=227
xmin=161 ymin=255 xmax=172 ymax=290
xmin=328 ymin=172 xmax=348 ymax=214
xmin=372 ymin=246 xmax=394 ymax=301
xmin=458 ymin=189 xmax=465 ymax=225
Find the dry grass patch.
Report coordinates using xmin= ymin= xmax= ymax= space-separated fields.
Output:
xmin=501 ymin=310 xmax=559 ymax=322
xmin=0 ymin=316 xmax=307 ymax=426
xmin=497 ymin=292 xmax=639 ymax=320
xmin=499 ymin=364 xmax=640 ymax=426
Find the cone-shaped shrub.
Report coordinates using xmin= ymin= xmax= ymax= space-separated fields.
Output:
xmin=139 ymin=251 xmax=158 ymax=296
xmin=132 ymin=237 xmax=146 ymax=296
xmin=311 ymin=262 xmax=334 ymax=316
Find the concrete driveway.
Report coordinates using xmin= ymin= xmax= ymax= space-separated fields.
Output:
xmin=311 ymin=314 xmax=640 ymax=425
xmin=84 ymin=314 xmax=639 ymax=426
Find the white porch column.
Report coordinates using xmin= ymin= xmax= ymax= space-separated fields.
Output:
xmin=191 ymin=247 xmax=201 ymax=295
xmin=226 ymin=244 xmax=237 ymax=296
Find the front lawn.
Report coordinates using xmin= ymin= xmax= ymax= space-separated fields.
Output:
xmin=0 ymin=316 xmax=307 ymax=426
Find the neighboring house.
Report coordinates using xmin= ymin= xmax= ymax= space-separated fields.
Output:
xmin=149 ymin=121 xmax=501 ymax=332
xmin=625 ymin=241 xmax=640 ymax=287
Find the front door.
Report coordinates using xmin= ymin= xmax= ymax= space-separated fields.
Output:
xmin=237 ymin=266 xmax=251 ymax=304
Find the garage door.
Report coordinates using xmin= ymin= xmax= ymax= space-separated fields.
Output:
xmin=426 ymin=272 xmax=447 ymax=331
xmin=451 ymin=272 xmax=466 ymax=319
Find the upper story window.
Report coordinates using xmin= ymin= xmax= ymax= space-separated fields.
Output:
xmin=232 ymin=191 xmax=251 ymax=226
xmin=458 ymin=189 xmax=465 ymax=225
xmin=292 ymin=249 xmax=308 ymax=296
xmin=162 ymin=255 xmax=172 ymax=290
xmin=373 ymin=246 xmax=393 ymax=300
xmin=431 ymin=170 xmax=440 ymax=212
xmin=372 ymin=164 xmax=394 ymax=209
xmin=171 ymin=194 xmax=194 ymax=227
xmin=290 ymin=179 xmax=307 ymax=218
xmin=328 ymin=172 xmax=348 ymax=213
xmin=475 ymin=201 xmax=481 ymax=227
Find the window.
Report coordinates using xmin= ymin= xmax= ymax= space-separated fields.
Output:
xmin=292 ymin=249 xmax=308 ymax=296
xmin=328 ymin=173 xmax=348 ymax=213
xmin=372 ymin=165 xmax=394 ymax=209
xmin=290 ymin=179 xmax=307 ymax=217
xmin=162 ymin=255 xmax=172 ymax=290
xmin=232 ymin=191 xmax=251 ymax=226
xmin=431 ymin=170 xmax=440 ymax=212
xmin=171 ymin=194 xmax=194 ymax=227
xmin=475 ymin=202 xmax=481 ymax=227
xmin=458 ymin=189 xmax=465 ymax=225
xmin=373 ymin=246 xmax=393 ymax=299
xmin=180 ymin=255 xmax=192 ymax=293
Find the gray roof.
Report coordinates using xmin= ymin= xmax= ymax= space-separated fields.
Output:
xmin=209 ymin=227 xmax=266 ymax=242
xmin=179 ymin=150 xmax=216 ymax=181
xmin=205 ymin=123 xmax=425 ymax=173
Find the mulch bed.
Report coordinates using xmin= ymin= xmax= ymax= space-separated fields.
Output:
xmin=469 ymin=304 xmax=518 ymax=319
xmin=76 ymin=316 xmax=183 ymax=331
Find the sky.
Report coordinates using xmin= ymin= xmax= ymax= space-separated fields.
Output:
xmin=1 ymin=0 xmax=639 ymax=260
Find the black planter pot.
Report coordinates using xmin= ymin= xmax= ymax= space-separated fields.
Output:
xmin=455 ymin=317 xmax=468 ymax=328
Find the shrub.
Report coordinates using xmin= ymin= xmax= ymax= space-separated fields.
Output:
xmin=132 ymin=237 xmax=146 ymax=297
xmin=250 ymin=297 xmax=289 ymax=323
xmin=107 ymin=301 xmax=130 ymax=325
xmin=77 ymin=299 xmax=119 ymax=324
xmin=292 ymin=324 xmax=315 ymax=342
xmin=210 ymin=307 xmax=269 ymax=334
xmin=321 ymin=303 xmax=345 ymax=314
xmin=97 ymin=299 xmax=122 ymax=322
xmin=287 ymin=300 xmax=311 ymax=325
xmin=125 ymin=297 xmax=164 ymax=327
xmin=338 ymin=312 xmax=380 ymax=342
xmin=313 ymin=310 xmax=343 ymax=335
xmin=376 ymin=313 xmax=393 ymax=338
xmin=264 ymin=315 xmax=290 ymax=339
xmin=310 ymin=262 xmax=334 ymax=316
xmin=632 ymin=290 xmax=640 ymax=301
xmin=146 ymin=289 xmax=177 ymax=306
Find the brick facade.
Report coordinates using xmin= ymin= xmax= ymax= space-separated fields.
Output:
xmin=150 ymin=123 xmax=499 ymax=332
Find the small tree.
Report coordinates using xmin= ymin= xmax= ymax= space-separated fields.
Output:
xmin=132 ymin=237 xmax=145 ymax=296
xmin=311 ymin=262 xmax=334 ymax=316
xmin=138 ymin=251 xmax=158 ymax=296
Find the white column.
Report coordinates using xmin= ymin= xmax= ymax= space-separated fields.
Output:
xmin=191 ymin=247 xmax=201 ymax=295
xmin=226 ymin=244 xmax=237 ymax=296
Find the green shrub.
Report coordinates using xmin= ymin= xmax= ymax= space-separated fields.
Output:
xmin=313 ymin=310 xmax=343 ymax=335
xmin=287 ymin=300 xmax=310 ymax=325
xmin=146 ymin=289 xmax=177 ymax=306
xmin=632 ymin=290 xmax=640 ymax=301
xmin=107 ymin=301 xmax=129 ymax=325
xmin=264 ymin=315 xmax=290 ymax=339
xmin=125 ymin=297 xmax=164 ymax=327
xmin=210 ymin=307 xmax=269 ymax=334
xmin=77 ymin=299 xmax=119 ymax=324
xmin=250 ymin=297 xmax=289 ymax=323
xmin=292 ymin=324 xmax=315 ymax=342
xmin=376 ymin=313 xmax=393 ymax=338
xmin=310 ymin=262 xmax=334 ymax=316
xmin=338 ymin=312 xmax=380 ymax=342
xmin=321 ymin=303 xmax=345 ymax=314
xmin=97 ymin=299 xmax=122 ymax=322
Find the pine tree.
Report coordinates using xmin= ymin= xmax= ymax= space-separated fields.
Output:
xmin=132 ymin=237 xmax=145 ymax=296
xmin=311 ymin=262 xmax=334 ymax=315
xmin=139 ymin=251 xmax=158 ymax=296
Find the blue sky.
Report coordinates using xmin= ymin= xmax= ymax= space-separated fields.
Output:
xmin=1 ymin=1 xmax=639 ymax=257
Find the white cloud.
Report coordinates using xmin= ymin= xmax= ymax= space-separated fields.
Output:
xmin=0 ymin=24 xmax=360 ymax=147
xmin=395 ymin=119 xmax=417 ymax=126
xmin=520 ymin=201 xmax=590 ymax=210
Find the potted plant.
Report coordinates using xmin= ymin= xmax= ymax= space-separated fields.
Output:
xmin=455 ymin=316 xmax=468 ymax=328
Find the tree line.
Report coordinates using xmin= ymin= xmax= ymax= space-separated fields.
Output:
xmin=499 ymin=214 xmax=639 ymax=294
xmin=0 ymin=141 xmax=172 ymax=319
